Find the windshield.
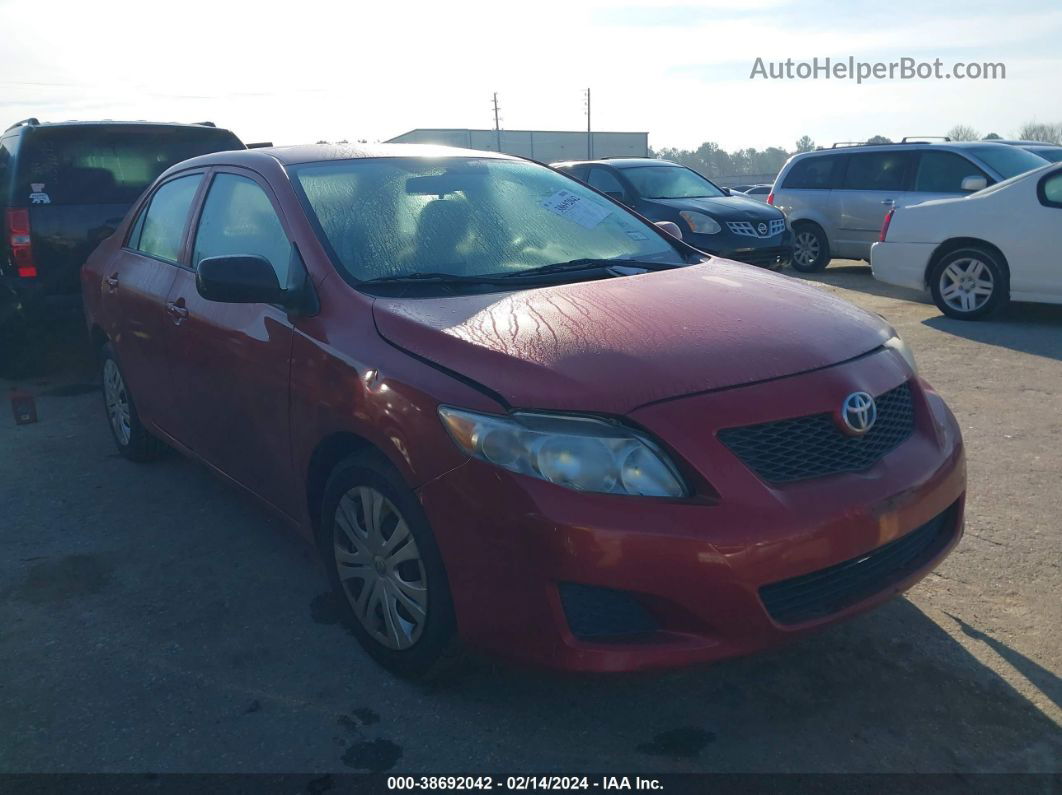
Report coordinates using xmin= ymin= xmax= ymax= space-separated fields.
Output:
xmin=292 ymin=158 xmax=685 ymax=283
xmin=621 ymin=165 xmax=726 ymax=199
xmin=16 ymin=125 xmax=244 ymax=205
xmin=966 ymin=144 xmax=1049 ymax=180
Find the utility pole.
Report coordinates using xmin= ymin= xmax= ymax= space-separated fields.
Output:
xmin=584 ymin=88 xmax=592 ymax=159
xmin=492 ymin=92 xmax=502 ymax=153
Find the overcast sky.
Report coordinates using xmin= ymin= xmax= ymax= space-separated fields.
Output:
xmin=2 ymin=0 xmax=1059 ymax=152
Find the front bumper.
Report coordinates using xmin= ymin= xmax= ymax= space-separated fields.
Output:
xmin=418 ymin=351 xmax=965 ymax=672
xmin=687 ymin=229 xmax=793 ymax=270
xmin=870 ymin=241 xmax=936 ymax=292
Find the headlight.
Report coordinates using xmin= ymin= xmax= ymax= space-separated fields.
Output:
xmin=884 ymin=335 xmax=918 ymax=375
xmin=438 ymin=407 xmax=687 ymax=498
xmin=678 ymin=211 xmax=722 ymax=235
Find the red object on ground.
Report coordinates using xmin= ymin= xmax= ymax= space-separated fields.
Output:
xmin=10 ymin=389 xmax=38 ymax=425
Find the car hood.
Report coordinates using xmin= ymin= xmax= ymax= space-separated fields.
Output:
xmin=372 ymin=260 xmax=892 ymax=414
xmin=643 ymin=195 xmax=782 ymax=220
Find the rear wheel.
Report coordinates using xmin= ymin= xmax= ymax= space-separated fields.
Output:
xmin=321 ymin=451 xmax=458 ymax=678
xmin=790 ymin=224 xmax=830 ymax=272
xmin=929 ymin=247 xmax=1008 ymax=320
xmin=100 ymin=343 xmax=164 ymax=462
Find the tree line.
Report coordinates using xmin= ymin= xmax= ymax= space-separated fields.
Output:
xmin=653 ymin=122 xmax=1062 ymax=179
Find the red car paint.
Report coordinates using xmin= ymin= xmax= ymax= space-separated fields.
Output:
xmin=82 ymin=145 xmax=965 ymax=672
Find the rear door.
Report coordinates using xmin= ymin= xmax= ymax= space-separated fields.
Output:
xmin=834 ymin=150 xmax=916 ymax=258
xmin=775 ymin=154 xmax=844 ymax=248
xmin=105 ymin=172 xmax=205 ymax=433
xmin=162 ymin=168 xmax=298 ymax=517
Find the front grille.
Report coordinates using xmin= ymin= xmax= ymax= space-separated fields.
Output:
xmin=760 ymin=504 xmax=957 ymax=625
xmin=727 ymin=219 xmax=786 ymax=238
xmin=718 ymin=382 xmax=915 ymax=484
xmin=558 ymin=582 xmax=658 ymax=640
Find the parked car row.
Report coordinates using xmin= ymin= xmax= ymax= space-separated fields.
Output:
xmin=78 ymin=140 xmax=966 ymax=677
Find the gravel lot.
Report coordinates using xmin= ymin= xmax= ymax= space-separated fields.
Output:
xmin=1 ymin=261 xmax=1059 ymax=774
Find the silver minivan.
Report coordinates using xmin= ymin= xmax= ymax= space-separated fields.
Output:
xmin=770 ymin=141 xmax=1050 ymax=271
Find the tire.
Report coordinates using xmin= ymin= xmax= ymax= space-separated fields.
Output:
xmin=100 ymin=342 xmax=164 ymax=462
xmin=929 ymin=247 xmax=1008 ymax=320
xmin=790 ymin=223 xmax=830 ymax=272
xmin=320 ymin=450 xmax=459 ymax=679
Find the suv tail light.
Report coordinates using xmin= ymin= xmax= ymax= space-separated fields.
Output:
xmin=6 ymin=209 xmax=37 ymax=278
xmin=766 ymin=191 xmax=775 ymax=206
xmin=879 ymin=208 xmax=895 ymax=242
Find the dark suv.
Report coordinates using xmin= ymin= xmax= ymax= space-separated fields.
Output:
xmin=552 ymin=158 xmax=792 ymax=269
xmin=0 ymin=119 xmax=244 ymax=307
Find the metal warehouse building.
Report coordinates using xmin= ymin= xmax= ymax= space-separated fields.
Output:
xmin=386 ymin=128 xmax=649 ymax=163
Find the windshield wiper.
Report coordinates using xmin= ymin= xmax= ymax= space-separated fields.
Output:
xmin=500 ymin=258 xmax=683 ymax=278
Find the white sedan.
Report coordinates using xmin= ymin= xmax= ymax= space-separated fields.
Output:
xmin=871 ymin=163 xmax=1062 ymax=319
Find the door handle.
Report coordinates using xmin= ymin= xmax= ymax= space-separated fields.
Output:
xmin=105 ymin=274 xmax=119 ymax=292
xmin=881 ymin=199 xmax=895 ymax=205
xmin=166 ymin=301 xmax=189 ymax=324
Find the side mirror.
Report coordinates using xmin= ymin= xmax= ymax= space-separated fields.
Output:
xmin=961 ymin=175 xmax=988 ymax=192
xmin=196 ymin=255 xmax=285 ymax=304
xmin=722 ymin=187 xmax=732 ymax=196
xmin=655 ymin=220 xmax=683 ymax=240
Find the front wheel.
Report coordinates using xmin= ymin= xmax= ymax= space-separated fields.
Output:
xmin=321 ymin=451 xmax=458 ymax=678
xmin=790 ymin=224 xmax=830 ymax=272
xmin=929 ymin=248 xmax=1008 ymax=320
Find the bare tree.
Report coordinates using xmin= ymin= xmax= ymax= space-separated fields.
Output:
xmin=1018 ymin=122 xmax=1062 ymax=144
xmin=947 ymin=125 xmax=980 ymax=142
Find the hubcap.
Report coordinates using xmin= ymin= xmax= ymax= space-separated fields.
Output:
xmin=794 ymin=231 xmax=820 ymax=267
xmin=940 ymin=258 xmax=993 ymax=313
xmin=333 ymin=486 xmax=428 ymax=650
xmin=102 ymin=359 xmax=131 ymax=446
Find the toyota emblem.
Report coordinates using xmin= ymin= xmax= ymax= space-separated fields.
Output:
xmin=841 ymin=391 xmax=877 ymax=435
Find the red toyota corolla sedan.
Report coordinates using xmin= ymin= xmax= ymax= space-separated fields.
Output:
xmin=82 ymin=144 xmax=965 ymax=677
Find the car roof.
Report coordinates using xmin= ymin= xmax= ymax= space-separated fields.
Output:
xmin=175 ymin=142 xmax=520 ymax=170
xmin=552 ymin=157 xmax=677 ymax=169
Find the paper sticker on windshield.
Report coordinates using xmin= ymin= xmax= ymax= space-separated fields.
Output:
xmin=541 ymin=190 xmax=610 ymax=229
xmin=626 ymin=231 xmax=648 ymax=241
xmin=29 ymin=183 xmax=51 ymax=204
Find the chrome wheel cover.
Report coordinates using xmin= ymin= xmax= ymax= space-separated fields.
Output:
xmin=103 ymin=358 xmax=132 ymax=446
xmin=940 ymin=257 xmax=994 ymax=313
xmin=793 ymin=231 xmax=821 ymax=267
xmin=333 ymin=486 xmax=428 ymax=650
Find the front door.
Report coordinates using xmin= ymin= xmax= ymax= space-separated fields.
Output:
xmin=162 ymin=168 xmax=298 ymax=518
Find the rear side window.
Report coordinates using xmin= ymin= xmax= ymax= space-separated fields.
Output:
xmin=193 ymin=174 xmax=291 ymax=286
xmin=842 ymin=152 xmax=913 ymax=191
xmin=782 ymin=156 xmax=840 ymax=189
xmin=135 ymin=174 xmax=203 ymax=262
xmin=913 ymin=152 xmax=987 ymax=193
xmin=14 ymin=126 xmax=242 ymax=206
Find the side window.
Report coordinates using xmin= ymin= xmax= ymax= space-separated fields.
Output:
xmin=782 ymin=156 xmax=839 ymax=189
xmin=1039 ymin=172 xmax=1062 ymax=208
xmin=842 ymin=152 xmax=913 ymax=191
xmin=136 ymin=174 xmax=203 ymax=262
xmin=193 ymin=173 xmax=291 ymax=287
xmin=587 ymin=167 xmax=624 ymax=196
xmin=914 ymin=152 xmax=987 ymax=193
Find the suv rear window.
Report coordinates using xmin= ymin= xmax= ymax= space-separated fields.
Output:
xmin=14 ymin=125 xmax=243 ymax=206
xmin=782 ymin=156 xmax=842 ymax=189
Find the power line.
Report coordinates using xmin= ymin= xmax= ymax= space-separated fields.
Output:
xmin=492 ymin=92 xmax=502 ymax=152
